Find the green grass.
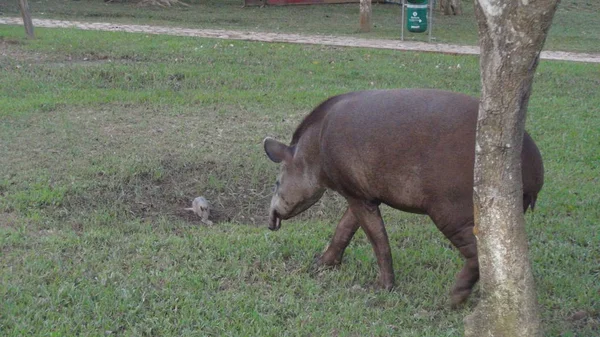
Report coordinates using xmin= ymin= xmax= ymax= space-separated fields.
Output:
xmin=1 ymin=0 xmax=600 ymax=52
xmin=1 ymin=26 xmax=599 ymax=336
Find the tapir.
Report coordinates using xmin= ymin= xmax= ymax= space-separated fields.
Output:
xmin=263 ymin=89 xmax=544 ymax=306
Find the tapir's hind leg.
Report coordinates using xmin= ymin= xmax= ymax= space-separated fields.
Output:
xmin=447 ymin=226 xmax=479 ymax=307
xmin=428 ymin=205 xmax=479 ymax=307
xmin=317 ymin=206 xmax=360 ymax=267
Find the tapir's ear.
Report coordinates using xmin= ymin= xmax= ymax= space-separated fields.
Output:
xmin=263 ymin=137 xmax=292 ymax=163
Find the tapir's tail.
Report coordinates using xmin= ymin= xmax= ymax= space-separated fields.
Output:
xmin=523 ymin=192 xmax=538 ymax=212
xmin=522 ymin=132 xmax=543 ymax=213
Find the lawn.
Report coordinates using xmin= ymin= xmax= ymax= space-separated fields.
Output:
xmin=0 ymin=0 xmax=600 ymax=52
xmin=1 ymin=22 xmax=599 ymax=336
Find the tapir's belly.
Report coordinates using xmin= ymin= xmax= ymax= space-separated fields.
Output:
xmin=319 ymin=90 xmax=477 ymax=213
xmin=322 ymin=150 xmax=474 ymax=215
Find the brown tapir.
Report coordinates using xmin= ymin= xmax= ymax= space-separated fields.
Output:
xmin=263 ymin=89 xmax=544 ymax=306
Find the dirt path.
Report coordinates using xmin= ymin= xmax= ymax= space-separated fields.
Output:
xmin=2 ymin=17 xmax=600 ymax=63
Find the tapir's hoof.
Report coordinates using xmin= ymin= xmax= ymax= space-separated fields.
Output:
xmin=450 ymin=289 xmax=472 ymax=309
xmin=380 ymin=278 xmax=395 ymax=291
xmin=309 ymin=254 xmax=340 ymax=277
xmin=314 ymin=253 xmax=341 ymax=268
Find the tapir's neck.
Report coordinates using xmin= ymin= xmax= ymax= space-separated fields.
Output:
xmin=295 ymin=123 xmax=328 ymax=189
xmin=291 ymin=96 xmax=343 ymax=190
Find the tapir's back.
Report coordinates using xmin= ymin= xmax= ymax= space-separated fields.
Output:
xmin=319 ymin=89 xmax=542 ymax=214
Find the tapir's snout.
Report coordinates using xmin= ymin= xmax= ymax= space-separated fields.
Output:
xmin=267 ymin=189 xmax=325 ymax=231
xmin=269 ymin=210 xmax=282 ymax=231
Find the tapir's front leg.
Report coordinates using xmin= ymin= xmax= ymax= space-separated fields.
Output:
xmin=318 ymin=206 xmax=360 ymax=267
xmin=349 ymin=199 xmax=395 ymax=290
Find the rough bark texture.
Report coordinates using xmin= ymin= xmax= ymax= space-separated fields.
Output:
xmin=359 ymin=0 xmax=372 ymax=33
xmin=439 ymin=0 xmax=463 ymax=15
xmin=18 ymin=0 xmax=34 ymax=38
xmin=464 ymin=1 xmax=559 ymax=336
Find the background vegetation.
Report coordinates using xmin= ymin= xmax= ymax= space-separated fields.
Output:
xmin=0 ymin=0 xmax=599 ymax=52
xmin=1 ymin=1 xmax=599 ymax=336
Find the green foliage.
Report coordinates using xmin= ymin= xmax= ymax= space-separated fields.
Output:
xmin=2 ymin=179 xmax=67 ymax=213
xmin=0 ymin=0 xmax=599 ymax=52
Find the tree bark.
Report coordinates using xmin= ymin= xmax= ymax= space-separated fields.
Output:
xmin=359 ymin=0 xmax=372 ymax=33
xmin=464 ymin=1 xmax=559 ymax=336
xmin=18 ymin=0 xmax=34 ymax=39
xmin=439 ymin=0 xmax=462 ymax=15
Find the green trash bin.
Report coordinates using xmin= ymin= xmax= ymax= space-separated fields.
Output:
xmin=406 ymin=0 xmax=428 ymax=33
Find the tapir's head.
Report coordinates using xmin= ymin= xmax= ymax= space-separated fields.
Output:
xmin=263 ymin=137 xmax=325 ymax=231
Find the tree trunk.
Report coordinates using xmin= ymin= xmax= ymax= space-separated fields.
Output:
xmin=18 ymin=0 xmax=34 ymax=39
xmin=359 ymin=0 xmax=372 ymax=33
xmin=439 ymin=0 xmax=462 ymax=15
xmin=464 ymin=1 xmax=559 ymax=336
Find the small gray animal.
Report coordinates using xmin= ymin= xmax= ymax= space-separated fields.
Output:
xmin=184 ymin=196 xmax=213 ymax=225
